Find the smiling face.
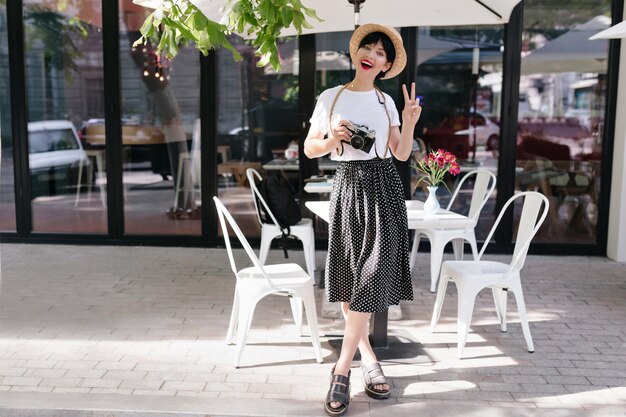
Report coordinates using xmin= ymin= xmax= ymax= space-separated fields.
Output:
xmin=355 ymin=32 xmax=396 ymax=80
xmin=356 ymin=40 xmax=392 ymax=79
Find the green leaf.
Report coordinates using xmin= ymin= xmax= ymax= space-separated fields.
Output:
xmin=156 ymin=29 xmax=169 ymax=54
xmin=281 ymin=8 xmax=293 ymax=27
xmin=257 ymin=52 xmax=271 ymax=67
xmin=192 ymin=10 xmax=209 ymax=30
xmin=139 ymin=12 xmax=155 ymax=37
xmin=132 ymin=37 xmax=146 ymax=48
xmin=162 ymin=15 xmax=195 ymax=41
xmin=303 ymin=5 xmax=323 ymax=22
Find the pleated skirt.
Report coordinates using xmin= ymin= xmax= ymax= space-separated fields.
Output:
xmin=325 ymin=158 xmax=413 ymax=313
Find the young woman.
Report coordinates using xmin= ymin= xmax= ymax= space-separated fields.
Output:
xmin=303 ymin=23 xmax=422 ymax=416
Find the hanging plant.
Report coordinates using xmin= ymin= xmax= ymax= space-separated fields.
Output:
xmin=133 ymin=0 xmax=322 ymax=71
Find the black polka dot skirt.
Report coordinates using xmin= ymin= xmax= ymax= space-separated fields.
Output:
xmin=325 ymin=158 xmax=413 ymax=313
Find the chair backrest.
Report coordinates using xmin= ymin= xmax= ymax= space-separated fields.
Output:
xmin=447 ymin=169 xmax=497 ymax=225
xmin=477 ymin=191 xmax=549 ymax=274
xmin=246 ymin=168 xmax=282 ymax=228
xmin=213 ymin=196 xmax=276 ymax=289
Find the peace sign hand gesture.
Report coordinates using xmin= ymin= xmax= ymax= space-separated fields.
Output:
xmin=402 ymin=82 xmax=422 ymax=127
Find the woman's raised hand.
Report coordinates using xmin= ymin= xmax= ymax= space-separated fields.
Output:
xmin=402 ymin=82 xmax=422 ymax=127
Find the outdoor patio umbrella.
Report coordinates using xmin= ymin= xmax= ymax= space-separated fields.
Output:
xmin=134 ymin=0 xmax=522 ymax=34
xmin=589 ymin=20 xmax=626 ymax=39
xmin=266 ymin=31 xmax=464 ymax=74
xmin=521 ymin=15 xmax=610 ymax=75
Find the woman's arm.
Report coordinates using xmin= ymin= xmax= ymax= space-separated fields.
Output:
xmin=389 ymin=125 xmax=414 ymax=161
xmin=389 ymin=82 xmax=422 ymax=161
xmin=304 ymin=120 xmax=351 ymax=159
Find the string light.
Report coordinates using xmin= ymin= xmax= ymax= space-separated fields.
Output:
xmin=140 ymin=44 xmax=170 ymax=83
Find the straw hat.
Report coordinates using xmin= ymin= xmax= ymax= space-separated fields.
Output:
xmin=349 ymin=23 xmax=406 ymax=80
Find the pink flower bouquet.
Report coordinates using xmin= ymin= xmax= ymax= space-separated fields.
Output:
xmin=413 ymin=149 xmax=461 ymax=190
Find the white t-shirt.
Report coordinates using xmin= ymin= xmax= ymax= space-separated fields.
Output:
xmin=309 ymin=85 xmax=401 ymax=161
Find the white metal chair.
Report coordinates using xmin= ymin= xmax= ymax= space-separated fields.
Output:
xmin=410 ymin=169 xmax=497 ymax=292
xmin=75 ymin=149 xmax=106 ymax=207
xmin=174 ymin=119 xmax=201 ymax=210
xmin=430 ymin=191 xmax=549 ymax=358
xmin=246 ymin=168 xmax=316 ymax=279
xmin=213 ymin=196 xmax=323 ymax=368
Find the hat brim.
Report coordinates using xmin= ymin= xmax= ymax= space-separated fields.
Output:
xmin=349 ymin=23 xmax=407 ymax=80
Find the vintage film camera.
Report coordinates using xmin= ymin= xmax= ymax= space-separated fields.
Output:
xmin=342 ymin=122 xmax=376 ymax=153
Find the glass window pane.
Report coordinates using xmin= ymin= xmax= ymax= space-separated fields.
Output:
xmin=23 ymin=0 xmax=107 ymax=234
xmin=217 ymin=36 xmax=300 ymax=238
xmin=0 ymin=3 xmax=16 ymax=232
xmin=516 ymin=2 xmax=610 ymax=243
xmin=414 ymin=26 xmax=504 ymax=241
xmin=120 ymin=0 xmax=201 ymax=235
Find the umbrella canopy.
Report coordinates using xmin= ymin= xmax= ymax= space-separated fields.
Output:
xmin=521 ymin=15 xmax=610 ymax=75
xmin=589 ymin=20 xmax=626 ymax=40
xmin=264 ymin=32 xmax=463 ymax=74
xmin=134 ymin=0 xmax=522 ymax=34
xmin=314 ymin=30 xmax=463 ymax=65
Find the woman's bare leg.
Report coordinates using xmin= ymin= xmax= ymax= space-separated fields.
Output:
xmin=329 ymin=305 xmax=369 ymax=409
xmin=329 ymin=303 xmax=388 ymax=409
xmin=340 ymin=303 xmax=389 ymax=392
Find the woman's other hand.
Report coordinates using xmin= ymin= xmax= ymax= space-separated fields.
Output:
xmin=402 ymin=82 xmax=422 ymax=127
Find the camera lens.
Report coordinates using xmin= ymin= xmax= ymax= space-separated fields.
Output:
xmin=351 ymin=135 xmax=365 ymax=150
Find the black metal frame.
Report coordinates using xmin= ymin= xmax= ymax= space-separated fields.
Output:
xmin=6 ymin=0 xmax=31 ymax=235
xmin=102 ymin=0 xmax=124 ymax=237
xmin=597 ymin=0 xmax=624 ymax=254
xmin=201 ymin=51 xmax=219 ymax=242
xmin=0 ymin=0 xmax=621 ymax=257
xmin=495 ymin=0 xmax=523 ymax=249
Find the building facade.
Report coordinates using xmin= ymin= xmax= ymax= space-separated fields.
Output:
xmin=1 ymin=0 xmax=625 ymax=260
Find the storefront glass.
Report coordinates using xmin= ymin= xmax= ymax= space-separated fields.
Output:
xmin=414 ymin=26 xmax=504 ymax=241
xmin=0 ymin=4 xmax=16 ymax=232
xmin=516 ymin=1 xmax=610 ymax=243
xmin=216 ymin=36 xmax=300 ymax=237
xmin=119 ymin=0 xmax=201 ymax=235
xmin=22 ymin=0 xmax=107 ymax=233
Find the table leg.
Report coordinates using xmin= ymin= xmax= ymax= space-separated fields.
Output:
xmin=370 ymin=310 xmax=388 ymax=348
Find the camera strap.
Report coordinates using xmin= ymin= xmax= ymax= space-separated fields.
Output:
xmin=328 ymin=83 xmax=392 ymax=158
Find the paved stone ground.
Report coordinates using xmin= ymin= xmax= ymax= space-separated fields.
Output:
xmin=0 ymin=243 xmax=625 ymax=416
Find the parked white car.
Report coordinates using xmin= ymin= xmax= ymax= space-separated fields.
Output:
xmin=28 ymin=120 xmax=89 ymax=197
xmin=452 ymin=111 xmax=500 ymax=150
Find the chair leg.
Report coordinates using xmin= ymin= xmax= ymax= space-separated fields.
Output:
xmin=259 ymin=230 xmax=273 ymax=265
xmin=456 ymin=284 xmax=479 ymax=359
xmin=234 ymin=296 xmax=258 ymax=368
xmin=430 ymin=275 xmax=450 ymax=332
xmin=299 ymin=287 xmax=323 ymax=363
xmin=302 ymin=233 xmax=316 ymax=279
xmin=289 ymin=296 xmax=304 ymax=336
xmin=467 ymin=233 xmax=479 ymax=260
xmin=492 ymin=287 xmax=508 ymax=332
xmin=409 ymin=232 xmax=421 ymax=273
xmin=225 ymin=290 xmax=239 ymax=345
xmin=429 ymin=238 xmax=445 ymax=292
xmin=452 ymin=238 xmax=465 ymax=260
xmin=511 ymin=281 xmax=534 ymax=353
xmin=174 ymin=154 xmax=186 ymax=210
xmin=74 ymin=157 xmax=84 ymax=207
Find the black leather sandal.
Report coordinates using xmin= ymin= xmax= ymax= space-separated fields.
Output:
xmin=324 ymin=370 xmax=350 ymax=416
xmin=361 ymin=362 xmax=390 ymax=400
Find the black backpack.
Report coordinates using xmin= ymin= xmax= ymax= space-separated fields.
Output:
xmin=256 ymin=174 xmax=302 ymax=258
